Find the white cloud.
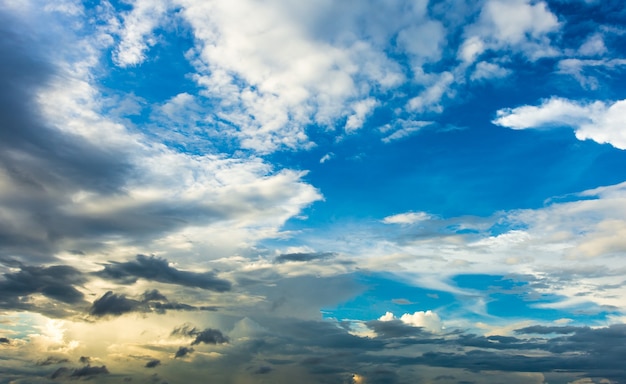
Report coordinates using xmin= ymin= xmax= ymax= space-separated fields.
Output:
xmin=578 ymin=33 xmax=607 ymax=56
xmin=319 ymin=153 xmax=334 ymax=164
xmin=381 ymin=120 xmax=431 ymax=143
xmin=396 ymin=20 xmax=445 ymax=62
xmin=557 ymin=58 xmax=626 ymax=89
xmin=6 ymin=3 xmax=323 ymax=263
xmin=470 ymin=61 xmax=511 ymax=81
xmin=177 ymin=0 xmax=415 ymax=152
xmin=113 ymin=0 xmax=170 ymax=67
xmin=458 ymin=36 xmax=485 ymax=63
xmin=493 ymin=97 xmax=626 ymax=149
xmin=379 ymin=310 xmax=443 ymax=333
xmin=345 ymin=98 xmax=379 ymax=133
xmin=461 ymin=0 xmax=560 ymax=63
xmin=382 ymin=211 xmax=431 ymax=225
xmin=407 ymin=71 xmax=454 ymax=113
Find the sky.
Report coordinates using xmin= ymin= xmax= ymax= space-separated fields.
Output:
xmin=1 ymin=0 xmax=626 ymax=383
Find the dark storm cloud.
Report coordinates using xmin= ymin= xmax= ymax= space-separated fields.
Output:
xmin=171 ymin=324 xmax=229 ymax=345
xmin=90 ymin=291 xmax=141 ymax=317
xmin=174 ymin=346 xmax=194 ymax=358
xmin=253 ymin=366 xmax=272 ymax=374
xmin=145 ymin=359 xmax=161 ymax=368
xmin=0 ymin=12 xmax=132 ymax=262
xmin=515 ymin=324 xmax=582 ymax=335
xmin=89 ymin=289 xmax=208 ymax=317
xmin=51 ymin=365 xmax=109 ymax=379
xmin=0 ymin=264 xmax=88 ymax=316
xmin=0 ymin=337 xmax=10 ymax=344
xmin=96 ymin=254 xmax=232 ymax=291
xmin=190 ymin=328 xmax=229 ymax=345
xmin=36 ymin=356 xmax=69 ymax=366
xmin=0 ymin=265 xmax=86 ymax=304
xmin=274 ymin=252 xmax=335 ymax=263
xmin=353 ymin=323 xmax=626 ymax=382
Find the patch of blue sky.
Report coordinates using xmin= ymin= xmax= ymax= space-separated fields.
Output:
xmin=451 ymin=274 xmax=616 ymax=324
xmin=0 ymin=313 xmax=43 ymax=340
xmin=321 ymin=272 xmax=455 ymax=321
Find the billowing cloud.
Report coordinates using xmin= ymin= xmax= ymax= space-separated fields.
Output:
xmin=378 ymin=311 xmax=443 ymax=333
xmin=0 ymin=264 xmax=87 ymax=317
xmin=461 ymin=0 xmax=560 ymax=62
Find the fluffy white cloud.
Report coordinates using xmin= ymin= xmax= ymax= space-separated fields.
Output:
xmin=112 ymin=0 xmax=170 ymax=67
xmin=460 ymin=0 xmax=560 ymax=63
xmin=176 ymin=0 xmax=417 ymax=152
xmin=345 ymin=98 xmax=380 ymax=133
xmin=470 ymin=61 xmax=511 ymax=81
xmin=379 ymin=310 xmax=443 ymax=333
xmin=493 ymin=97 xmax=626 ymax=149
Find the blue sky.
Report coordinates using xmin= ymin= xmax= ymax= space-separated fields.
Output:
xmin=1 ymin=0 xmax=626 ymax=383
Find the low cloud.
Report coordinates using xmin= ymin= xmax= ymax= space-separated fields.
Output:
xmin=174 ymin=346 xmax=194 ymax=358
xmin=51 ymin=365 xmax=109 ymax=379
xmin=89 ymin=289 xmax=208 ymax=317
xmin=275 ymin=252 xmax=335 ymax=263
xmin=145 ymin=359 xmax=160 ymax=368
xmin=172 ymin=324 xmax=229 ymax=345
xmin=96 ymin=254 xmax=232 ymax=292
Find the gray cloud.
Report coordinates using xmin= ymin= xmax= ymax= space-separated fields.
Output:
xmin=36 ymin=356 xmax=69 ymax=366
xmin=190 ymin=328 xmax=229 ymax=345
xmin=96 ymin=254 xmax=232 ymax=292
xmin=274 ymin=252 xmax=335 ymax=263
xmin=90 ymin=291 xmax=141 ymax=317
xmin=174 ymin=346 xmax=194 ymax=358
xmin=0 ymin=13 xmax=132 ymax=263
xmin=145 ymin=359 xmax=161 ymax=368
xmin=0 ymin=264 xmax=87 ymax=317
xmin=89 ymin=289 xmax=210 ymax=317
xmin=171 ymin=324 xmax=229 ymax=345
xmin=51 ymin=365 xmax=109 ymax=379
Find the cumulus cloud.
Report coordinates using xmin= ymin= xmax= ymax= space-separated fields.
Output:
xmin=493 ymin=97 xmax=626 ymax=149
xmin=378 ymin=311 xmax=443 ymax=333
xmin=460 ymin=0 xmax=560 ymax=63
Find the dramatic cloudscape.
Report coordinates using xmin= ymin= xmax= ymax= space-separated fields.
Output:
xmin=1 ymin=0 xmax=626 ymax=383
